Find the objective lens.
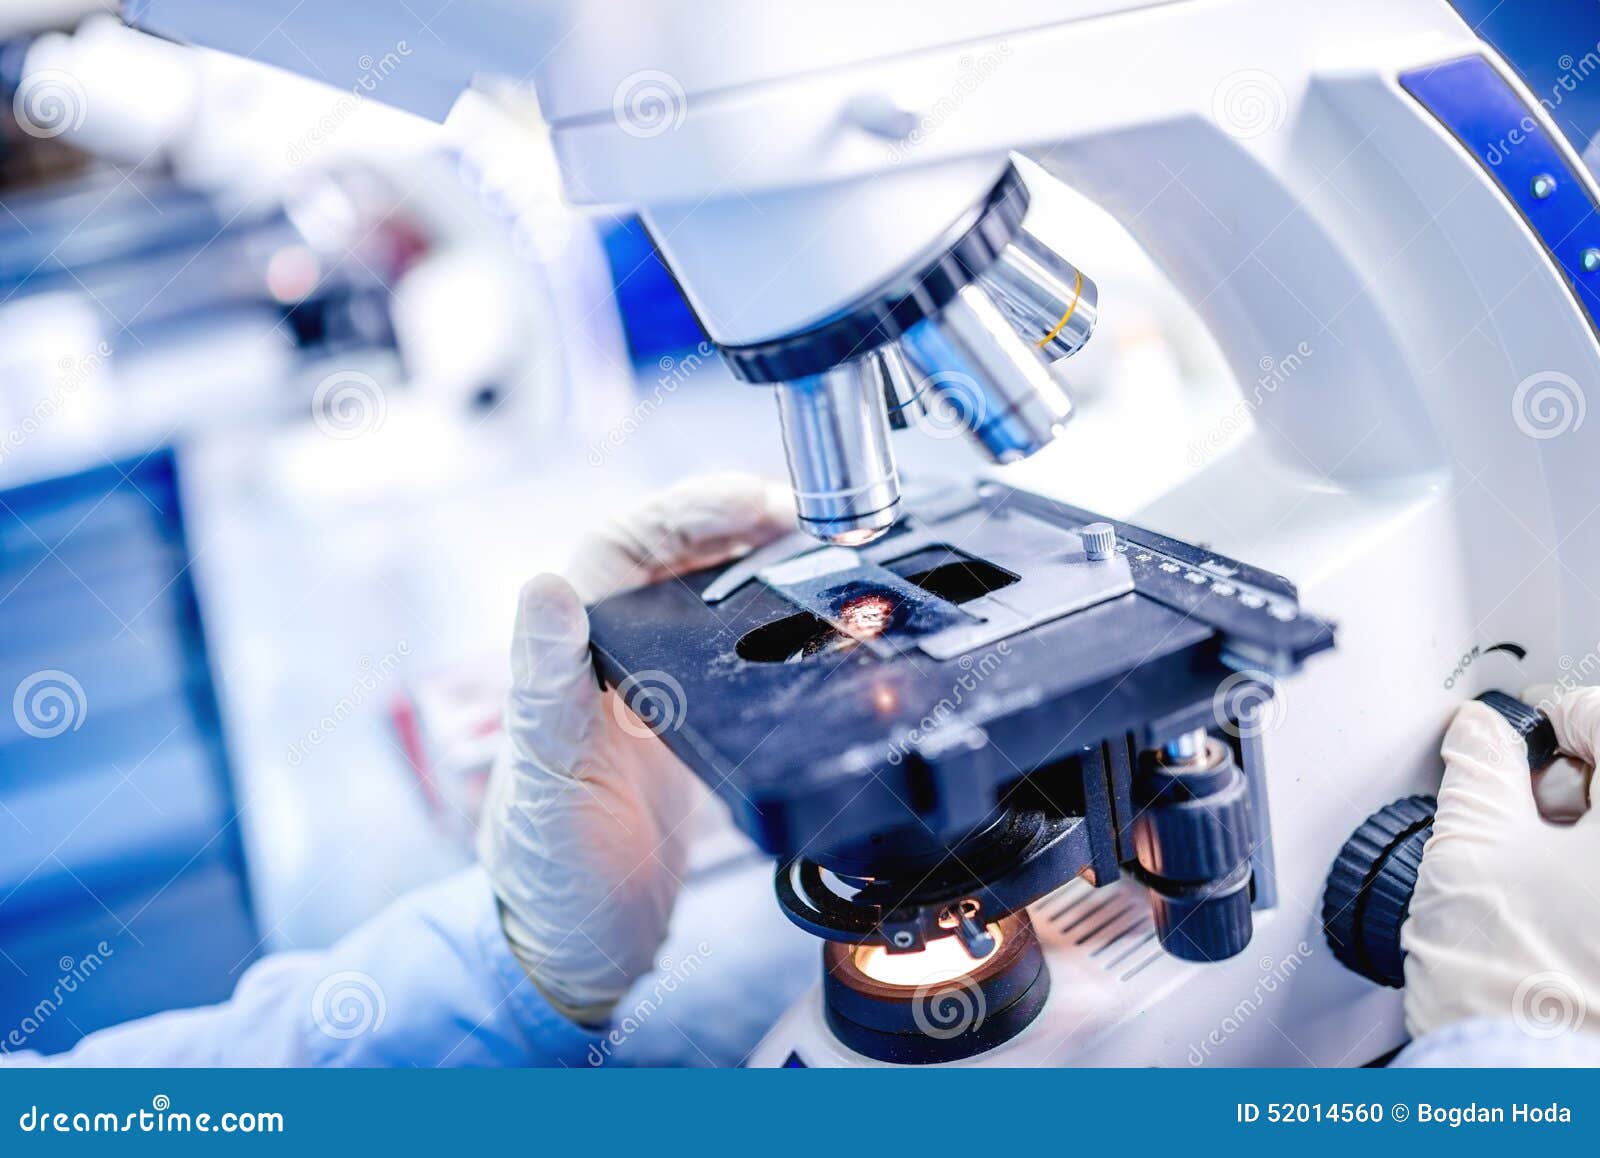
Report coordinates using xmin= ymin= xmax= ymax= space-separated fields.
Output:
xmin=878 ymin=343 xmax=924 ymax=430
xmin=980 ymin=230 xmax=1099 ymax=362
xmin=898 ymin=282 xmax=1074 ymax=463
xmin=774 ymin=351 xmax=903 ymax=544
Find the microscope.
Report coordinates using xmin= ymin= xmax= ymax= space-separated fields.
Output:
xmin=131 ymin=0 xmax=1600 ymax=1064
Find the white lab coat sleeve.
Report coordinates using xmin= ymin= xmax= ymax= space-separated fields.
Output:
xmin=1393 ymin=1016 xmax=1600 ymax=1067
xmin=0 ymin=866 xmax=598 ymax=1067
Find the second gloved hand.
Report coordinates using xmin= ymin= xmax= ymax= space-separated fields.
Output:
xmin=1403 ymin=686 xmax=1600 ymax=1041
xmin=478 ymin=475 xmax=793 ymax=1026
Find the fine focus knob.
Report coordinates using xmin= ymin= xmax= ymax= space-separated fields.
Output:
xmin=1476 ymin=690 xmax=1559 ymax=769
xmin=1321 ymin=795 xmax=1436 ymax=988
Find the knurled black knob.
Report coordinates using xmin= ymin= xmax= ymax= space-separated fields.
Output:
xmin=1133 ymin=737 xmax=1255 ymax=961
xmin=1321 ymin=795 xmax=1436 ymax=988
xmin=1323 ymin=692 xmax=1555 ymax=988
xmin=1476 ymin=690 xmax=1559 ymax=771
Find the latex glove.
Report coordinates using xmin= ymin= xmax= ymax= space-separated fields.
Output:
xmin=478 ymin=474 xmax=794 ymax=1026
xmin=1402 ymin=685 xmax=1600 ymax=1041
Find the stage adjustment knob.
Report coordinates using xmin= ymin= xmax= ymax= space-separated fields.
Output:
xmin=1133 ymin=734 xmax=1255 ymax=962
xmin=1081 ymin=522 xmax=1116 ymax=561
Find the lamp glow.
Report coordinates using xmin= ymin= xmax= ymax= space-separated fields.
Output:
xmin=854 ymin=926 xmax=1003 ymax=987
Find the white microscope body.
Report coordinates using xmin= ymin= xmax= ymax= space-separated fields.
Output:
xmin=130 ymin=0 xmax=1600 ymax=1064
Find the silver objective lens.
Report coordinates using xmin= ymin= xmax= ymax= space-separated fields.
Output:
xmin=980 ymin=231 xmax=1098 ymax=362
xmin=898 ymin=282 xmax=1074 ymax=463
xmin=774 ymin=351 xmax=903 ymax=545
xmin=879 ymin=343 xmax=925 ymax=430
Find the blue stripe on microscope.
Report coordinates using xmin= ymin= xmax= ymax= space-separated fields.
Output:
xmin=1402 ymin=54 xmax=1600 ymax=333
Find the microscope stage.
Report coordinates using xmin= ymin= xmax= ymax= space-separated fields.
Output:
xmin=587 ymin=480 xmax=1333 ymax=863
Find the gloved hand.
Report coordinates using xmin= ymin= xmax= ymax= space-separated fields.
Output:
xmin=1403 ymin=685 xmax=1600 ymax=1041
xmin=478 ymin=474 xmax=794 ymax=1026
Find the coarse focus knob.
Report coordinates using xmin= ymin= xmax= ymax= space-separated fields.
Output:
xmin=1322 ymin=691 xmax=1554 ymax=988
xmin=1321 ymin=795 xmax=1436 ymax=988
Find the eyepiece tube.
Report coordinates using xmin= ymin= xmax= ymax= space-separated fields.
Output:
xmin=775 ymin=351 xmax=903 ymax=545
xmin=898 ymin=282 xmax=1074 ymax=463
xmin=979 ymin=232 xmax=1099 ymax=362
